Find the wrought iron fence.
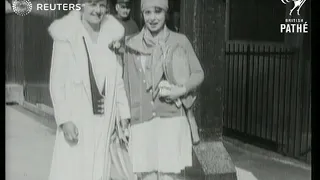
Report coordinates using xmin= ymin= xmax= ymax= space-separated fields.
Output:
xmin=223 ymin=41 xmax=311 ymax=163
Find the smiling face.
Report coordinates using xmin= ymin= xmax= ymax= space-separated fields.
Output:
xmin=82 ymin=0 xmax=108 ymax=25
xmin=142 ymin=6 xmax=166 ymax=34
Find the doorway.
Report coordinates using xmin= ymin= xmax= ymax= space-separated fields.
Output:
xmin=167 ymin=0 xmax=181 ymax=32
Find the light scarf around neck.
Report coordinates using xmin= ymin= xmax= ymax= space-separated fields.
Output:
xmin=142 ymin=25 xmax=169 ymax=53
xmin=126 ymin=25 xmax=170 ymax=98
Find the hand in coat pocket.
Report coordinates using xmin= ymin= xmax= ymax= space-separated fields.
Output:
xmin=61 ymin=121 xmax=79 ymax=145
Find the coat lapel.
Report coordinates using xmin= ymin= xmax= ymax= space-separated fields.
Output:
xmin=126 ymin=48 xmax=143 ymax=77
xmin=61 ymin=12 xmax=124 ymax=102
xmin=69 ymin=35 xmax=92 ymax=101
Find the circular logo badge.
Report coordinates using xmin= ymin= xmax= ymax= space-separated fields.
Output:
xmin=12 ymin=0 xmax=32 ymax=16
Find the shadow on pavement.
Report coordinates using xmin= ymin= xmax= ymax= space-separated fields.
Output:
xmin=224 ymin=142 xmax=311 ymax=180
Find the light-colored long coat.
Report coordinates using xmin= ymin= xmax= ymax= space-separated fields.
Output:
xmin=47 ymin=10 xmax=131 ymax=180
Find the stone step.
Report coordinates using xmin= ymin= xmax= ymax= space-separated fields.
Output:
xmin=186 ymin=141 xmax=238 ymax=180
xmin=6 ymin=83 xmax=24 ymax=105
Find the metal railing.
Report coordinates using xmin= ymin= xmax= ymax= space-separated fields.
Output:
xmin=223 ymin=41 xmax=311 ymax=163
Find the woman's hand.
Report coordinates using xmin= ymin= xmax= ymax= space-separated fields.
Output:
xmin=61 ymin=121 xmax=79 ymax=145
xmin=120 ymin=118 xmax=130 ymax=129
xmin=162 ymin=85 xmax=187 ymax=101
xmin=118 ymin=118 xmax=130 ymax=145
xmin=159 ymin=80 xmax=174 ymax=103
xmin=112 ymin=41 xmax=121 ymax=49
xmin=108 ymin=40 xmax=122 ymax=53
xmin=158 ymin=80 xmax=172 ymax=97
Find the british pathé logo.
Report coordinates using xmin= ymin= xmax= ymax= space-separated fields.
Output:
xmin=281 ymin=0 xmax=306 ymax=16
xmin=280 ymin=0 xmax=308 ymax=33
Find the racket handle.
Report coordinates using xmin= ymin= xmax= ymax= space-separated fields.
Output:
xmin=175 ymin=98 xmax=182 ymax=108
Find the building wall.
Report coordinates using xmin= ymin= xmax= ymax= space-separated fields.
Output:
xmin=181 ymin=0 xmax=226 ymax=138
xmin=6 ymin=0 xmax=76 ymax=106
xmin=6 ymin=15 xmax=25 ymax=84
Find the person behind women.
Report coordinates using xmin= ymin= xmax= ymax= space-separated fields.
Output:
xmin=123 ymin=0 xmax=205 ymax=179
xmin=112 ymin=0 xmax=139 ymax=71
xmin=47 ymin=0 xmax=132 ymax=179
xmin=114 ymin=0 xmax=139 ymax=37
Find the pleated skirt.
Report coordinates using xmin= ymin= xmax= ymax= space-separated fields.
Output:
xmin=128 ymin=116 xmax=192 ymax=174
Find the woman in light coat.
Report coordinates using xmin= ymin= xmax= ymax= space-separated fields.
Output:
xmin=47 ymin=0 xmax=132 ymax=179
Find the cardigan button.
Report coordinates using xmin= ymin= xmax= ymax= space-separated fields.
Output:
xmin=152 ymin=112 xmax=156 ymax=116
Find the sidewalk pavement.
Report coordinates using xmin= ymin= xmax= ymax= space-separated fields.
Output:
xmin=6 ymin=105 xmax=56 ymax=180
xmin=224 ymin=141 xmax=311 ymax=180
xmin=5 ymin=105 xmax=312 ymax=180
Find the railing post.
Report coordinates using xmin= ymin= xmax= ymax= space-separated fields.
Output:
xmin=244 ymin=44 xmax=250 ymax=134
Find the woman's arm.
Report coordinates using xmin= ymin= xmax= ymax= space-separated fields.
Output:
xmin=49 ymin=40 xmax=73 ymax=129
xmin=115 ymin=58 xmax=131 ymax=122
xmin=182 ymin=35 xmax=205 ymax=93
xmin=111 ymin=15 xmax=131 ymax=121
xmin=160 ymin=35 xmax=204 ymax=102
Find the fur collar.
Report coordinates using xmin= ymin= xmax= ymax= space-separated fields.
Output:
xmin=48 ymin=10 xmax=124 ymax=42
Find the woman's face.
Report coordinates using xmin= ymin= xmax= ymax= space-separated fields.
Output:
xmin=82 ymin=0 xmax=108 ymax=24
xmin=142 ymin=7 xmax=166 ymax=33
